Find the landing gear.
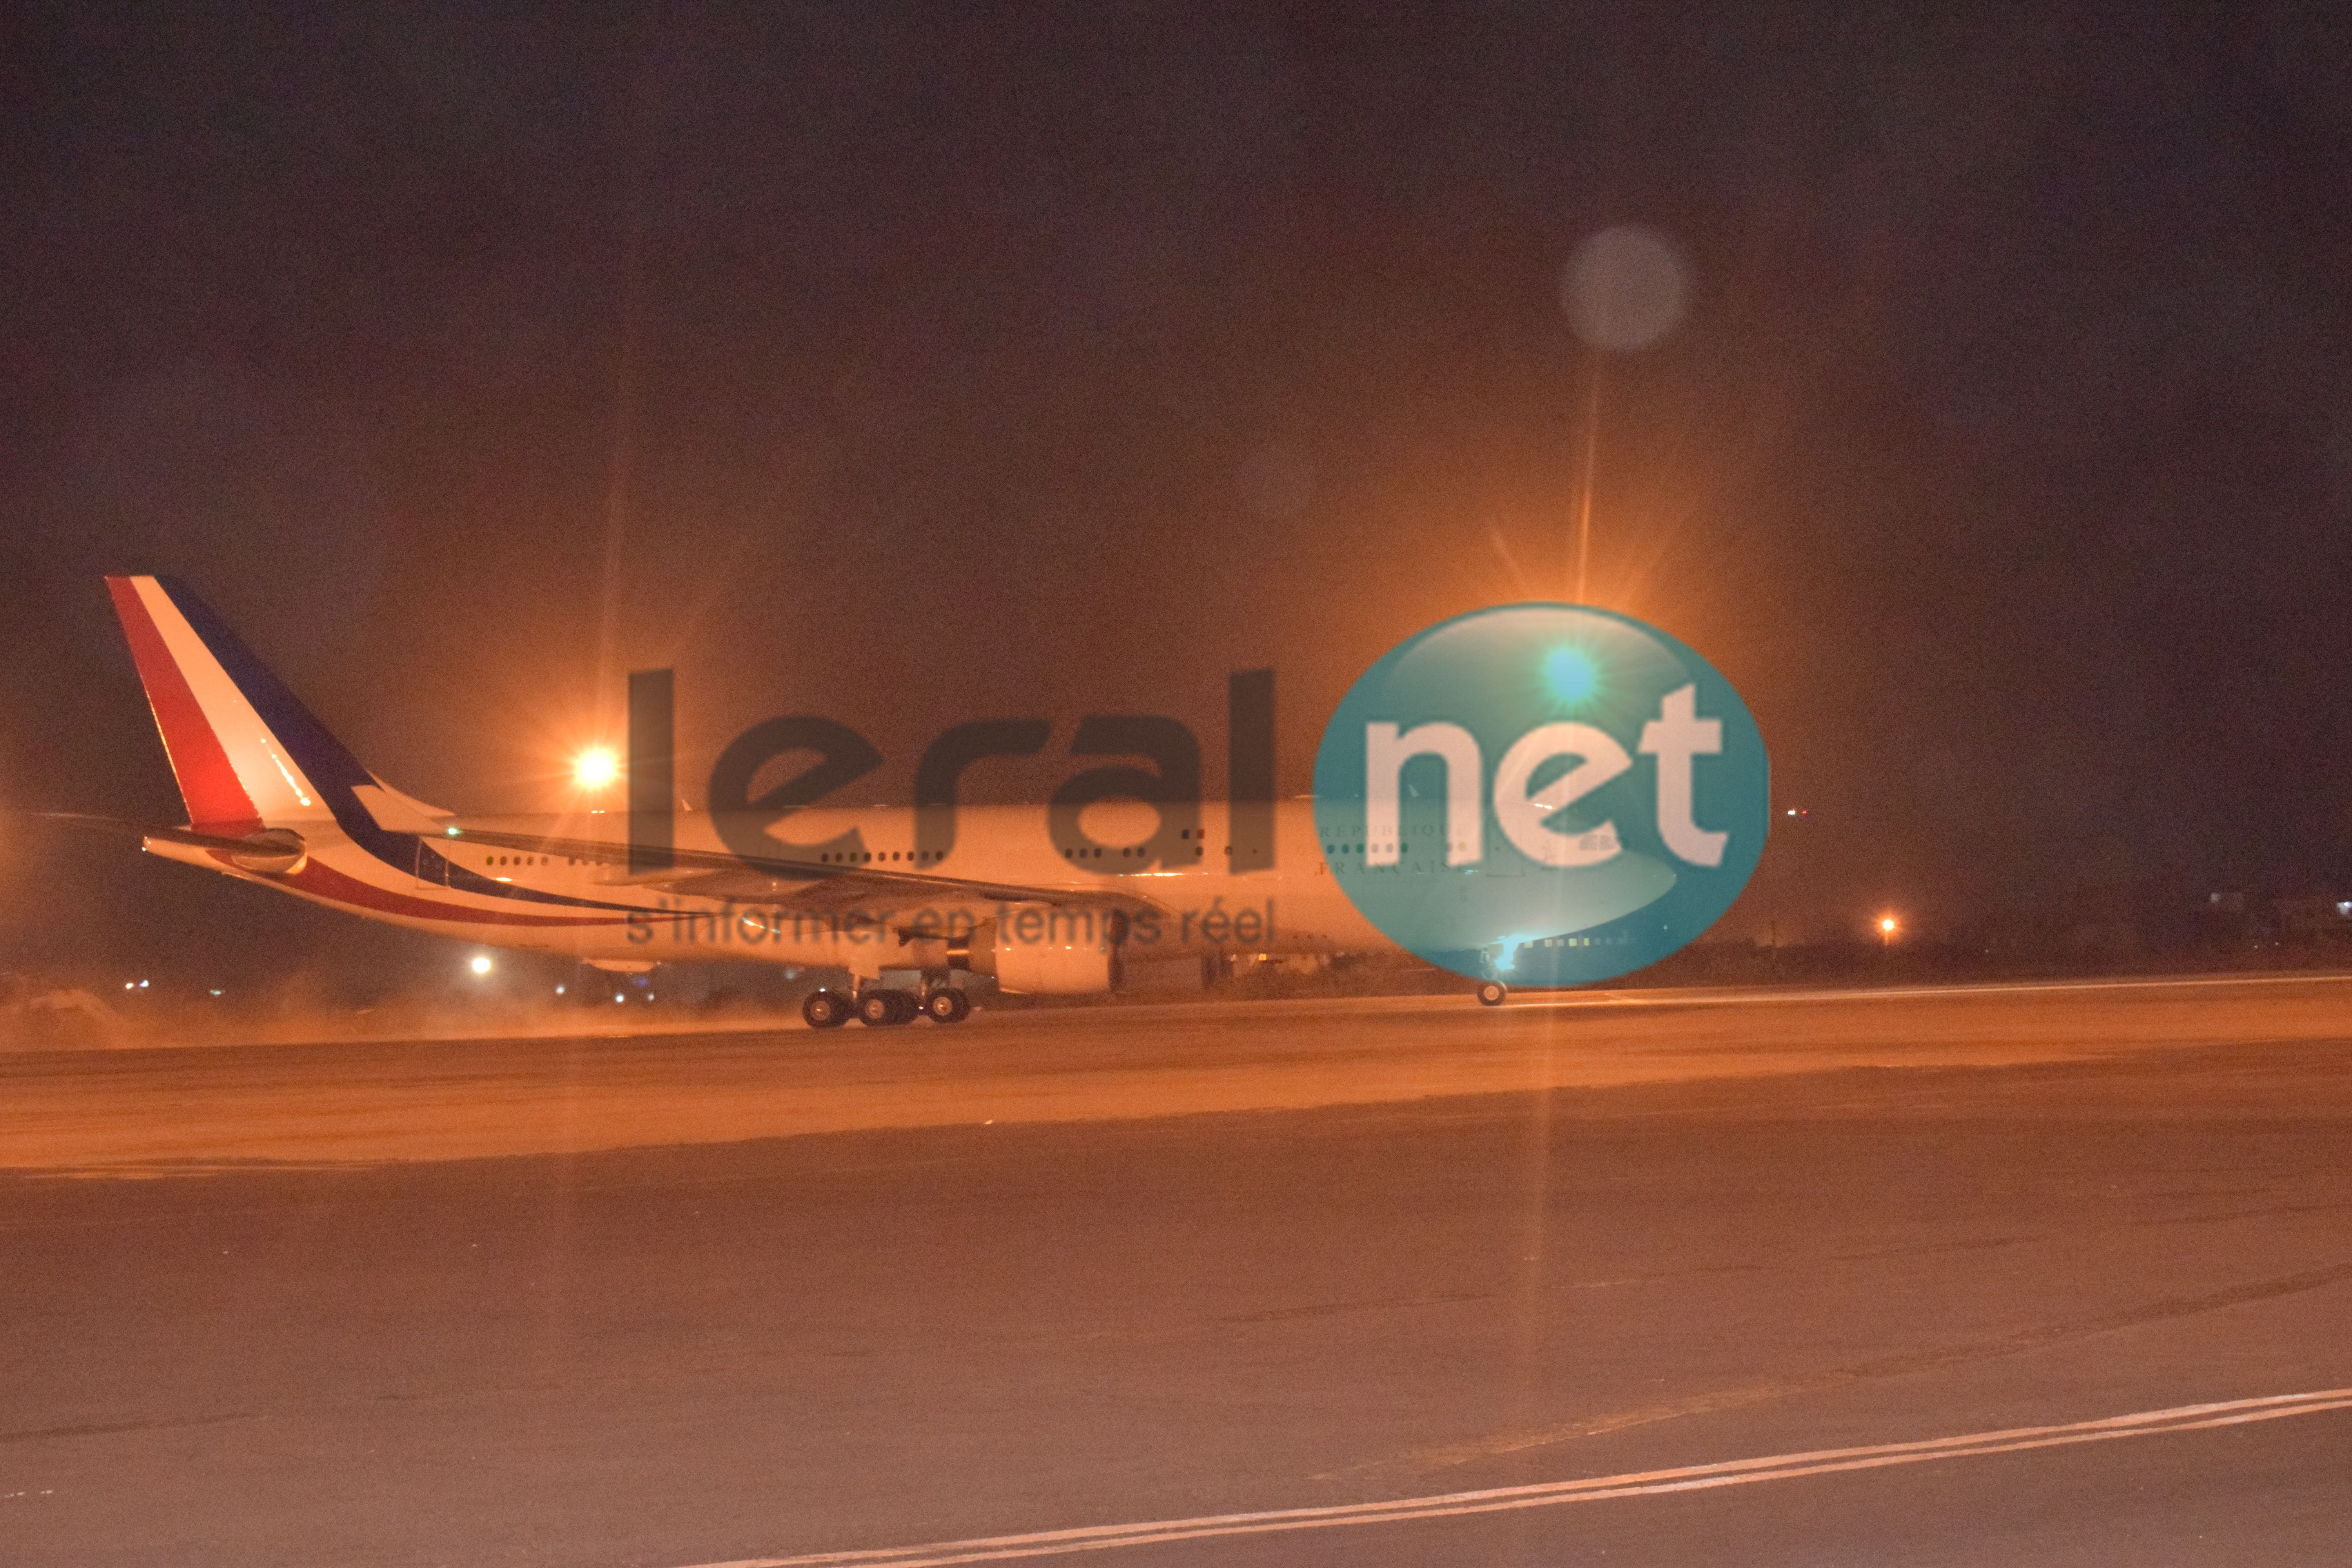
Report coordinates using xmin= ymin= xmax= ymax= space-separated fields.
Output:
xmin=1476 ymin=980 xmax=1509 ymax=1007
xmin=821 ymin=982 xmax=969 ymax=1028
xmin=857 ymin=988 xmax=918 ymax=1027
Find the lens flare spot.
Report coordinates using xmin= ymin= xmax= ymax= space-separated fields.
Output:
xmin=1543 ymin=647 xmax=1599 ymax=705
xmin=573 ymin=746 xmax=620 ymax=790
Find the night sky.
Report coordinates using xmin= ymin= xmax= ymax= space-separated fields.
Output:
xmin=6 ymin=3 xmax=2350 ymax=983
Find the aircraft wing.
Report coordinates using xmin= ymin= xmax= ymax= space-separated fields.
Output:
xmin=435 ymin=825 xmax=1168 ymax=917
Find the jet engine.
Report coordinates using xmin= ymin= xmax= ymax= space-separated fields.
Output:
xmin=951 ymin=908 xmax=1125 ymax=995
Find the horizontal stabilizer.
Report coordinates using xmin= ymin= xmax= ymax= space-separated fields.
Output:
xmin=36 ymin=810 xmax=259 ymax=851
xmin=37 ymin=811 xmax=308 ymax=873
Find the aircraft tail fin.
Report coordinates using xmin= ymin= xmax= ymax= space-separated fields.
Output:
xmin=103 ymin=575 xmax=440 ymax=835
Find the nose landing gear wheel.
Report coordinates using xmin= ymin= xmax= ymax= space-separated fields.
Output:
xmin=802 ymin=989 xmax=851 ymax=1028
xmin=922 ymin=987 xmax=971 ymax=1024
xmin=1476 ymin=981 xmax=1509 ymax=1007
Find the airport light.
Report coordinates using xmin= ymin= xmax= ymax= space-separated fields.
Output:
xmin=573 ymin=745 xmax=620 ymax=791
xmin=469 ymin=954 xmax=494 ymax=977
xmin=1878 ymin=914 xmax=1899 ymax=947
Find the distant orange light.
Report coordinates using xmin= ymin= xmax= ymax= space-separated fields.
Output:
xmin=573 ymin=746 xmax=620 ymax=791
xmin=1878 ymin=916 xmax=1897 ymax=934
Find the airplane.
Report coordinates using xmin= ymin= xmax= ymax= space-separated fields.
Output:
xmin=85 ymin=575 xmax=1523 ymax=1027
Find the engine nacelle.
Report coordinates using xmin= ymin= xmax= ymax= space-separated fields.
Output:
xmin=953 ymin=910 xmax=1123 ymax=995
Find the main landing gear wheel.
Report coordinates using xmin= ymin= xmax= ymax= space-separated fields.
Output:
xmin=857 ymin=989 xmax=917 ymax=1027
xmin=802 ymin=989 xmax=851 ymax=1029
xmin=1476 ymin=981 xmax=1509 ymax=1007
xmin=922 ymin=987 xmax=971 ymax=1024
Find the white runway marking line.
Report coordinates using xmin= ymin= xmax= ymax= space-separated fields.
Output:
xmin=684 ymin=1388 xmax=2352 ymax=1568
xmin=1514 ymin=969 xmax=2352 ymax=1012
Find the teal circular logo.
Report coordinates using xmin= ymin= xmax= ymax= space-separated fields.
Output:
xmin=1314 ymin=604 xmax=1768 ymax=985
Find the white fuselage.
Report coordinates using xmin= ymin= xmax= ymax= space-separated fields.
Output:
xmin=148 ymin=799 xmax=1394 ymax=980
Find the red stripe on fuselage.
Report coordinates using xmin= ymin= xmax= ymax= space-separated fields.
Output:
xmin=107 ymin=577 xmax=263 ymax=837
xmin=281 ymin=857 xmax=629 ymax=928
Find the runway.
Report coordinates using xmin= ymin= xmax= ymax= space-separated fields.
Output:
xmin=10 ymin=973 xmax=2352 ymax=1173
xmin=5 ymin=975 xmax=2352 ymax=1565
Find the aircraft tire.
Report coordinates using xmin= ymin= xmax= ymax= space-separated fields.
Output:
xmin=923 ymin=987 xmax=971 ymax=1024
xmin=1476 ymin=981 xmax=1509 ymax=1007
xmin=802 ymin=990 xmax=851 ymax=1029
xmin=858 ymin=989 xmax=915 ymax=1027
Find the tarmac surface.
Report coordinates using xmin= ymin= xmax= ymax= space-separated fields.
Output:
xmin=5 ymin=974 xmax=2352 ymax=1565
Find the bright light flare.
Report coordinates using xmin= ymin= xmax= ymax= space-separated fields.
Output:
xmin=469 ymin=955 xmax=494 ymax=976
xmin=1877 ymin=914 xmax=1900 ymax=946
xmin=1542 ymin=647 xmax=1599 ymax=705
xmin=573 ymin=746 xmax=620 ymax=791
